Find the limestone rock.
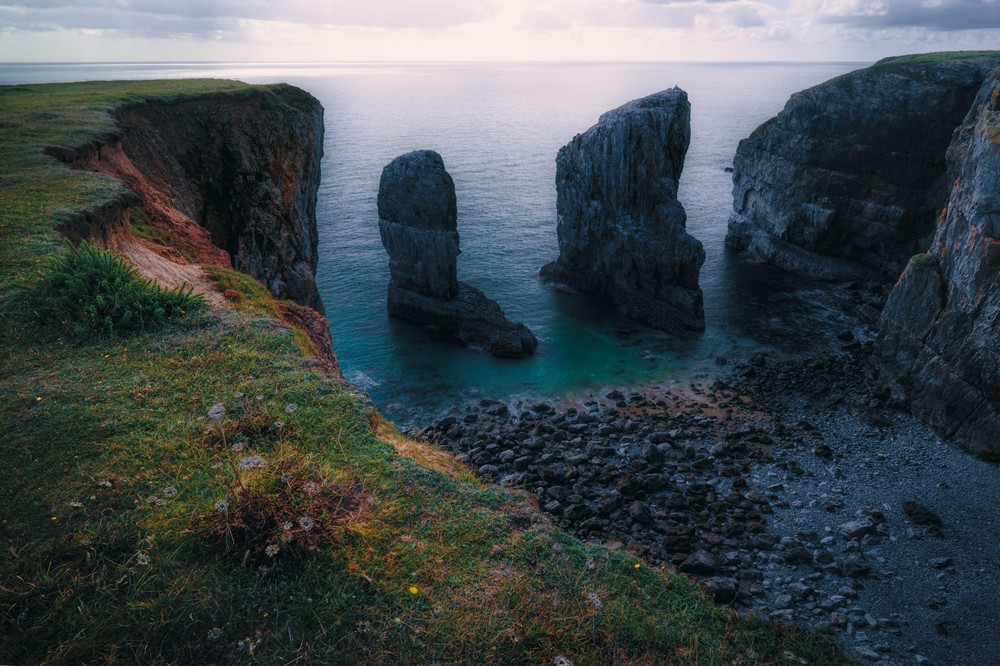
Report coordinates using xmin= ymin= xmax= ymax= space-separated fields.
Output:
xmin=877 ymin=68 xmax=1000 ymax=459
xmin=541 ymin=88 xmax=705 ymax=334
xmin=377 ymin=150 xmax=537 ymax=358
xmin=726 ymin=52 xmax=1000 ymax=281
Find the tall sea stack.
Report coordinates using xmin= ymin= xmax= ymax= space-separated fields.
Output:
xmin=726 ymin=52 xmax=1000 ymax=281
xmin=378 ymin=150 xmax=538 ymax=358
xmin=877 ymin=69 xmax=1000 ymax=459
xmin=541 ymin=88 xmax=705 ymax=334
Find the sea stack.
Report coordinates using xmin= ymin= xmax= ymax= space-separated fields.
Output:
xmin=726 ymin=52 xmax=1000 ymax=281
xmin=378 ymin=150 xmax=538 ymax=358
xmin=541 ymin=88 xmax=705 ymax=334
xmin=877 ymin=69 xmax=1000 ymax=459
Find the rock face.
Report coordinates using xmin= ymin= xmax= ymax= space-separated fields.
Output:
xmin=109 ymin=87 xmax=326 ymax=311
xmin=726 ymin=53 xmax=1000 ymax=281
xmin=541 ymin=88 xmax=705 ymax=334
xmin=378 ymin=150 xmax=537 ymax=358
xmin=877 ymin=69 xmax=1000 ymax=459
xmin=49 ymin=84 xmax=338 ymax=375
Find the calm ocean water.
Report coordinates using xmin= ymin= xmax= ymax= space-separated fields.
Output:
xmin=1 ymin=61 xmax=862 ymax=421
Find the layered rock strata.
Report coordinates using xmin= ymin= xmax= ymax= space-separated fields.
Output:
xmin=541 ymin=88 xmax=705 ymax=334
xmin=877 ymin=70 xmax=1000 ymax=459
xmin=378 ymin=150 xmax=538 ymax=358
xmin=726 ymin=52 xmax=1000 ymax=281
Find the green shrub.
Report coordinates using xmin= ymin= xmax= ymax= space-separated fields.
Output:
xmin=29 ymin=241 xmax=204 ymax=338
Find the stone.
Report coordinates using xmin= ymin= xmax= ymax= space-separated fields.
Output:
xmin=540 ymin=88 xmax=705 ymax=333
xmin=679 ymin=550 xmax=718 ymax=575
xmin=877 ymin=69 xmax=1000 ymax=459
xmin=841 ymin=555 xmax=872 ymax=578
xmin=377 ymin=150 xmax=537 ymax=357
xmin=901 ymin=501 xmax=944 ymax=536
xmin=727 ymin=53 xmax=1000 ymax=281
xmin=703 ymin=576 xmax=738 ymax=603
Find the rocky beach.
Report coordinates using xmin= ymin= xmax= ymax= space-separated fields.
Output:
xmin=409 ymin=337 xmax=1000 ymax=666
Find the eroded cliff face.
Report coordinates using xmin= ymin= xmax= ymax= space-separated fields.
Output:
xmin=52 ymin=85 xmax=325 ymax=312
xmin=48 ymin=85 xmax=338 ymax=374
xmin=378 ymin=150 xmax=538 ymax=358
xmin=541 ymin=88 xmax=705 ymax=334
xmin=726 ymin=53 xmax=1000 ymax=281
xmin=877 ymin=70 xmax=1000 ymax=459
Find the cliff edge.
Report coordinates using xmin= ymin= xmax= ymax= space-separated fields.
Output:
xmin=727 ymin=52 xmax=1000 ymax=281
xmin=877 ymin=69 xmax=1000 ymax=459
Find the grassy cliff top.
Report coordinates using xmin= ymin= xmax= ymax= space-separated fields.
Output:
xmin=0 ymin=80 xmax=848 ymax=664
xmin=873 ymin=50 xmax=1000 ymax=68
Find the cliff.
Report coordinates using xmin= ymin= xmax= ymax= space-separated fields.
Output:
xmin=0 ymin=80 xmax=844 ymax=664
xmin=48 ymin=84 xmax=325 ymax=313
xmin=726 ymin=52 xmax=1000 ymax=281
xmin=877 ymin=69 xmax=1000 ymax=459
xmin=541 ymin=88 xmax=706 ymax=334
xmin=378 ymin=150 xmax=538 ymax=357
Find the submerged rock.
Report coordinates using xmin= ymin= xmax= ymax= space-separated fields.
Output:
xmin=541 ymin=88 xmax=705 ymax=334
xmin=726 ymin=52 xmax=1000 ymax=281
xmin=378 ymin=150 xmax=537 ymax=357
xmin=877 ymin=69 xmax=1000 ymax=459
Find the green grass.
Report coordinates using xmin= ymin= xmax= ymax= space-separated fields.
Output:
xmin=873 ymin=50 xmax=1000 ymax=69
xmin=0 ymin=80 xmax=852 ymax=664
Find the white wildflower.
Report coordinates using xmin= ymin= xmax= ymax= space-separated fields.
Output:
xmin=207 ymin=403 xmax=225 ymax=421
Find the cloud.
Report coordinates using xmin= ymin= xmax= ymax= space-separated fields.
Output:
xmin=820 ymin=0 xmax=1000 ymax=31
xmin=0 ymin=0 xmax=499 ymax=37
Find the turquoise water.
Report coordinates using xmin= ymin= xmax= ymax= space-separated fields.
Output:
xmin=1 ymin=61 xmax=861 ymax=422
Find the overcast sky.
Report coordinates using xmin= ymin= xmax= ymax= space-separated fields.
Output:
xmin=1 ymin=0 xmax=998 ymax=62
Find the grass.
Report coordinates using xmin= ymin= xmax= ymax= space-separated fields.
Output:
xmin=0 ymin=80 xmax=852 ymax=664
xmin=809 ymin=50 xmax=1000 ymax=98
xmin=873 ymin=51 xmax=1000 ymax=69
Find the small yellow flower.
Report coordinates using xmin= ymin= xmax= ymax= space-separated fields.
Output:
xmin=408 ymin=586 xmax=419 ymax=595
xmin=633 ymin=563 xmax=641 ymax=569
xmin=36 ymin=397 xmax=42 ymax=402
xmin=51 ymin=516 xmax=57 ymax=521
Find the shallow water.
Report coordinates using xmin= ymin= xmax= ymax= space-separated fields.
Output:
xmin=2 ymin=61 xmax=862 ymax=422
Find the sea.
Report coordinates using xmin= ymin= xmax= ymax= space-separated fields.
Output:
xmin=0 ymin=61 xmax=863 ymax=423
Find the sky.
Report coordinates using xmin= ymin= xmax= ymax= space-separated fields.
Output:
xmin=1 ymin=0 xmax=998 ymax=62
